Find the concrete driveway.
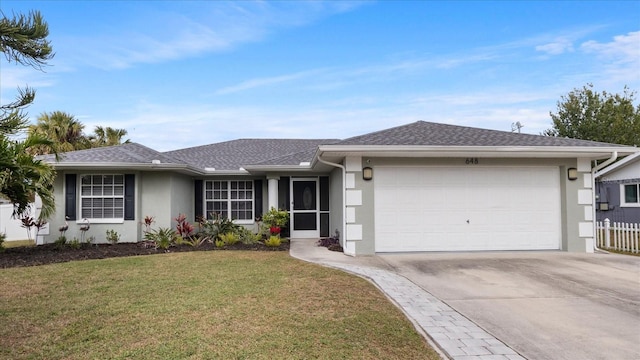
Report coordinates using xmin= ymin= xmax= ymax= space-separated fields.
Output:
xmin=377 ymin=251 xmax=640 ymax=360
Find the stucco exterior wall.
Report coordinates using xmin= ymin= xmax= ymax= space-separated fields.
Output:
xmin=344 ymin=157 xmax=594 ymax=255
xmin=44 ymin=171 xmax=140 ymax=244
xmin=140 ymin=172 xmax=175 ymax=230
xmin=329 ymin=167 xmax=343 ymax=244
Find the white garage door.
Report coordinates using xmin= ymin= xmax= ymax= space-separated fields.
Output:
xmin=374 ymin=166 xmax=561 ymax=252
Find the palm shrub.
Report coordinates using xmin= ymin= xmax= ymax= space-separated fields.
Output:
xmin=198 ymin=213 xmax=239 ymax=240
xmin=144 ymin=227 xmax=177 ymax=250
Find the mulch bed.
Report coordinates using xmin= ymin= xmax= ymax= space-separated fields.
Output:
xmin=0 ymin=241 xmax=289 ymax=269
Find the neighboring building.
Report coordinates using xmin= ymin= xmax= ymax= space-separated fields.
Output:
xmin=41 ymin=121 xmax=639 ymax=254
xmin=595 ymin=152 xmax=640 ymax=223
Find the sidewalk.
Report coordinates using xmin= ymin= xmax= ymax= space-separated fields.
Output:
xmin=289 ymin=239 xmax=525 ymax=360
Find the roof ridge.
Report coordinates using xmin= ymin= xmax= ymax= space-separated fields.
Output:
xmin=164 ymin=138 xmax=340 ymax=154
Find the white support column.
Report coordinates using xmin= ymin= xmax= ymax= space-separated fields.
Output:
xmin=267 ymin=176 xmax=280 ymax=210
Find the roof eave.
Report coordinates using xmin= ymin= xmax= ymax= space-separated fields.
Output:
xmin=595 ymin=152 xmax=640 ymax=178
xmin=48 ymin=162 xmax=203 ymax=175
xmin=242 ymin=165 xmax=313 ymax=173
xmin=316 ymin=145 xmax=639 ymax=159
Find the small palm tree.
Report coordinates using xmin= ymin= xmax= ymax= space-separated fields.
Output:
xmin=92 ymin=126 xmax=129 ymax=147
xmin=0 ymin=132 xmax=56 ymax=219
xmin=28 ymin=111 xmax=90 ymax=154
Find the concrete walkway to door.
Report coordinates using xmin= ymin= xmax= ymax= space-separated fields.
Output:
xmin=290 ymin=239 xmax=640 ymax=360
xmin=290 ymin=239 xmax=525 ymax=360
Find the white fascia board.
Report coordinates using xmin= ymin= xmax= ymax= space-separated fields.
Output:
xmin=203 ymin=169 xmax=251 ymax=175
xmin=49 ymin=162 xmax=203 ymax=175
xmin=594 ymin=151 xmax=640 ymax=178
xmin=316 ymin=145 xmax=638 ymax=159
xmin=242 ymin=165 xmax=313 ymax=172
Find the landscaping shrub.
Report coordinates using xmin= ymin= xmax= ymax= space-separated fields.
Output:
xmin=54 ymin=236 xmax=67 ymax=249
xmin=68 ymin=238 xmax=82 ymax=249
xmin=199 ymin=213 xmax=239 ymax=240
xmin=144 ymin=227 xmax=177 ymax=250
xmin=261 ymin=208 xmax=289 ymax=231
xmin=106 ymin=229 xmax=120 ymax=245
xmin=264 ymin=235 xmax=281 ymax=247
xmin=218 ymin=232 xmax=239 ymax=246
xmin=0 ymin=232 xmax=5 ymax=252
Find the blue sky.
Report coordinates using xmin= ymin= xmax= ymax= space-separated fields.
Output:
xmin=1 ymin=1 xmax=639 ymax=151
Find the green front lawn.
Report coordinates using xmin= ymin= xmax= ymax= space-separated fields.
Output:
xmin=0 ymin=252 xmax=439 ymax=359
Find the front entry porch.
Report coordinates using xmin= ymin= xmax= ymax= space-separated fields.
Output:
xmin=266 ymin=176 xmax=330 ymax=239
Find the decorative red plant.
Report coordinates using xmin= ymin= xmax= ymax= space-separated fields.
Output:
xmin=175 ymin=213 xmax=195 ymax=237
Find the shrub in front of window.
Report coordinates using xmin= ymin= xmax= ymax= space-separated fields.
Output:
xmin=54 ymin=236 xmax=67 ymax=249
xmin=144 ymin=227 xmax=177 ymax=250
xmin=218 ymin=232 xmax=239 ymax=246
xmin=105 ymin=229 xmax=120 ymax=245
xmin=198 ymin=213 xmax=240 ymax=241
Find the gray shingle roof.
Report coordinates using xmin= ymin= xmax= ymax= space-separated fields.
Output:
xmin=42 ymin=143 xmax=183 ymax=164
xmin=164 ymin=139 xmax=339 ymax=170
xmin=44 ymin=121 xmax=635 ymax=172
xmin=335 ymin=121 xmax=628 ymax=147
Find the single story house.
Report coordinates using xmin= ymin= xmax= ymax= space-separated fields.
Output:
xmin=41 ymin=121 xmax=639 ymax=255
xmin=595 ymin=152 xmax=640 ymax=223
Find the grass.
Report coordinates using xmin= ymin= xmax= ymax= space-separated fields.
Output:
xmin=2 ymin=239 xmax=35 ymax=248
xmin=0 ymin=252 xmax=439 ymax=359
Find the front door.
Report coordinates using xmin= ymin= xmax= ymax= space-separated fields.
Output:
xmin=290 ymin=178 xmax=319 ymax=238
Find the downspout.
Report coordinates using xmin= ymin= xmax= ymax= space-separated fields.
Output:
xmin=317 ymin=155 xmax=349 ymax=256
xmin=592 ymin=151 xmax=618 ymax=252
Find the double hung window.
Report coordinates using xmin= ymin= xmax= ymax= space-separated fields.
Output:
xmin=205 ymin=180 xmax=254 ymax=222
xmin=80 ymin=174 xmax=125 ymax=219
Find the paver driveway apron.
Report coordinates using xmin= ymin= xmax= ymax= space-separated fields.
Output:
xmin=378 ymin=251 xmax=640 ymax=360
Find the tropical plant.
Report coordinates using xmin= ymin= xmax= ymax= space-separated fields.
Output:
xmin=218 ymin=232 xmax=239 ymax=246
xmin=144 ymin=227 xmax=177 ymax=250
xmin=141 ymin=215 xmax=155 ymax=233
xmin=264 ymin=235 xmax=282 ymax=247
xmin=1 ymin=10 xmax=56 ymax=220
xmin=28 ymin=111 xmax=90 ymax=154
xmin=175 ymin=213 xmax=195 ymax=239
xmin=261 ymin=207 xmax=289 ymax=229
xmin=237 ymin=227 xmax=262 ymax=245
xmin=183 ymin=234 xmax=208 ymax=247
xmin=199 ymin=213 xmax=239 ymax=240
xmin=91 ymin=126 xmax=130 ymax=147
xmin=0 ymin=129 xmax=56 ymax=219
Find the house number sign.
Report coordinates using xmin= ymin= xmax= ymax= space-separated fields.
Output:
xmin=465 ymin=157 xmax=479 ymax=165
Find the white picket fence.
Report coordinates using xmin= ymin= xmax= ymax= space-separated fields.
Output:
xmin=596 ymin=219 xmax=640 ymax=253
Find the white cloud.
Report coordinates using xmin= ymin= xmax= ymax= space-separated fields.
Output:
xmin=59 ymin=1 xmax=366 ymax=70
xmin=535 ymin=38 xmax=575 ymax=55
xmin=580 ymin=31 xmax=640 ymax=85
xmin=215 ymin=69 xmax=325 ymax=95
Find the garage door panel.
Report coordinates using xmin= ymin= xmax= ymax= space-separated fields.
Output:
xmin=375 ymin=166 xmax=561 ymax=252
